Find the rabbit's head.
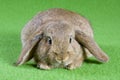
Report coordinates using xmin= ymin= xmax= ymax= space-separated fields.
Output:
xmin=16 ymin=21 xmax=81 ymax=66
xmin=35 ymin=21 xmax=80 ymax=65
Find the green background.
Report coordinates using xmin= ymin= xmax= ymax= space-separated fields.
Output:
xmin=0 ymin=0 xmax=120 ymax=80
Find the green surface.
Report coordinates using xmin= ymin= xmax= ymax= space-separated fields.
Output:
xmin=0 ymin=0 xmax=120 ymax=80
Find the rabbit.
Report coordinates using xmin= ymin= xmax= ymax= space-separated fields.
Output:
xmin=15 ymin=8 xmax=109 ymax=70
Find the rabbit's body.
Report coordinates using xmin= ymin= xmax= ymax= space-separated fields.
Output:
xmin=16 ymin=8 xmax=109 ymax=70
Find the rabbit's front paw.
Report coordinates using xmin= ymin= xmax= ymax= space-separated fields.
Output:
xmin=37 ymin=62 xmax=51 ymax=70
xmin=65 ymin=64 xmax=76 ymax=70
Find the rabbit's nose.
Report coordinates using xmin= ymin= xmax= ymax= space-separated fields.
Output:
xmin=56 ymin=59 xmax=62 ymax=64
xmin=56 ymin=56 xmax=64 ymax=63
xmin=57 ymin=56 xmax=63 ymax=61
xmin=63 ymin=56 xmax=69 ymax=62
xmin=56 ymin=56 xmax=69 ymax=64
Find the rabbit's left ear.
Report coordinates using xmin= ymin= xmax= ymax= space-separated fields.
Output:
xmin=75 ymin=30 xmax=109 ymax=62
xmin=16 ymin=32 xmax=43 ymax=66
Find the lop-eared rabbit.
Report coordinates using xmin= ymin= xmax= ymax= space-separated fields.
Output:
xmin=16 ymin=8 xmax=109 ymax=70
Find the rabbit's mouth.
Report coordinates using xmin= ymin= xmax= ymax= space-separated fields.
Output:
xmin=51 ymin=61 xmax=69 ymax=68
xmin=51 ymin=61 xmax=73 ymax=69
xmin=50 ymin=57 xmax=72 ymax=68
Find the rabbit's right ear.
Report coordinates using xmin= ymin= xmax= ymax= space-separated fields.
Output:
xmin=15 ymin=32 xmax=43 ymax=66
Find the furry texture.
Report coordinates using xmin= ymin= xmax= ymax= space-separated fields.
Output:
xmin=16 ymin=8 xmax=108 ymax=69
xmin=0 ymin=0 xmax=119 ymax=80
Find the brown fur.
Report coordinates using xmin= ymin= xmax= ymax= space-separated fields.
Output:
xmin=16 ymin=8 xmax=109 ymax=70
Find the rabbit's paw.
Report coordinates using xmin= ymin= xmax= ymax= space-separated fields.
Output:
xmin=65 ymin=64 xmax=77 ymax=70
xmin=37 ymin=62 xmax=51 ymax=70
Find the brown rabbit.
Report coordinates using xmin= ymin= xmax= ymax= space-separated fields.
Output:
xmin=16 ymin=8 xmax=109 ymax=70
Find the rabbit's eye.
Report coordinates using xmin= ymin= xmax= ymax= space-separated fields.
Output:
xmin=47 ymin=37 xmax=52 ymax=44
xmin=69 ymin=37 xmax=72 ymax=43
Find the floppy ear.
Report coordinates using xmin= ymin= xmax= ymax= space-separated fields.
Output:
xmin=75 ymin=30 xmax=109 ymax=62
xmin=16 ymin=32 xmax=43 ymax=66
